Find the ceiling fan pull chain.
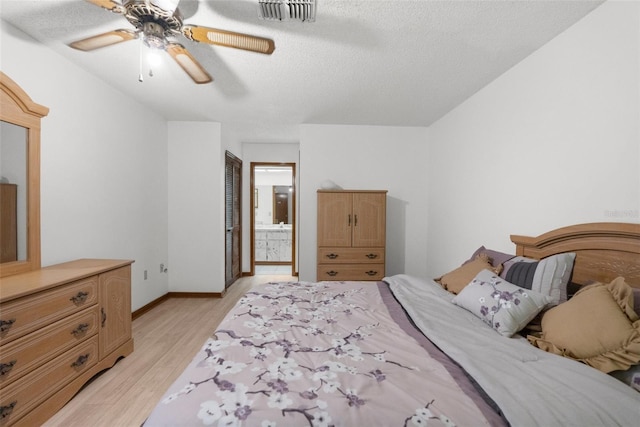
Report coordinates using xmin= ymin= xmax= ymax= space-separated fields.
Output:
xmin=138 ymin=39 xmax=144 ymax=82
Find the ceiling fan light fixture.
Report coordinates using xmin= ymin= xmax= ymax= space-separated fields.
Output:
xmin=142 ymin=21 xmax=167 ymax=49
xmin=258 ymin=0 xmax=316 ymax=22
xmin=147 ymin=49 xmax=163 ymax=67
xmin=72 ymin=0 xmax=275 ymax=84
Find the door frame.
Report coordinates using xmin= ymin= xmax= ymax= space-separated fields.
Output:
xmin=250 ymin=162 xmax=296 ymax=276
xmin=225 ymin=151 xmax=242 ymax=288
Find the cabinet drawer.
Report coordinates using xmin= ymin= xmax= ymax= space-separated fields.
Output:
xmin=318 ymin=248 xmax=385 ymax=264
xmin=0 ymin=336 xmax=98 ymax=425
xmin=0 ymin=307 xmax=99 ymax=387
xmin=0 ymin=277 xmax=98 ymax=346
xmin=317 ymin=263 xmax=385 ymax=281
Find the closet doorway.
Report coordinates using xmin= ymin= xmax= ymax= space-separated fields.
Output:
xmin=225 ymin=151 xmax=242 ymax=288
xmin=250 ymin=163 xmax=296 ymax=276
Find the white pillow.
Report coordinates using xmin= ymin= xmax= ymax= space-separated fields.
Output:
xmin=452 ymin=269 xmax=552 ymax=337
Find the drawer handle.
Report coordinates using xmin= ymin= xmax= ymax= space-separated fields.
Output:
xmin=326 ymin=270 xmax=338 ymax=277
xmin=71 ymin=323 xmax=90 ymax=336
xmin=365 ymin=270 xmax=378 ymax=276
xmin=70 ymin=291 xmax=89 ymax=304
xmin=101 ymin=308 xmax=107 ymax=327
xmin=0 ymin=360 xmax=17 ymax=376
xmin=71 ymin=354 xmax=90 ymax=368
xmin=366 ymin=253 xmax=378 ymax=259
xmin=326 ymin=253 xmax=338 ymax=259
xmin=0 ymin=401 xmax=16 ymax=418
xmin=0 ymin=319 xmax=16 ymax=332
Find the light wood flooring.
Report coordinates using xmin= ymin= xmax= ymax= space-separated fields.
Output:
xmin=42 ymin=274 xmax=297 ymax=427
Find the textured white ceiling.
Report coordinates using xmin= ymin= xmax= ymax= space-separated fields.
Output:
xmin=0 ymin=0 xmax=604 ymax=127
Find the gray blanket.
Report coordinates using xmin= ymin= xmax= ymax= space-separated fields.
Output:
xmin=386 ymin=274 xmax=640 ymax=427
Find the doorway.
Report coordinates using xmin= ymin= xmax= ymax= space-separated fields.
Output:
xmin=225 ymin=151 xmax=242 ymax=288
xmin=250 ymin=163 xmax=296 ymax=276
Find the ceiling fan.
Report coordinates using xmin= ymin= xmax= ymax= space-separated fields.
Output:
xmin=69 ymin=0 xmax=276 ymax=84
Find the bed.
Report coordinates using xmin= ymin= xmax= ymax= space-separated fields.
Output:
xmin=143 ymin=222 xmax=640 ymax=426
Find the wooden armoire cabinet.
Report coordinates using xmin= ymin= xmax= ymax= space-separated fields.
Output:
xmin=0 ymin=259 xmax=133 ymax=426
xmin=317 ymin=190 xmax=387 ymax=281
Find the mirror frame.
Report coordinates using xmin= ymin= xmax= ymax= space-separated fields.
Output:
xmin=0 ymin=72 xmax=49 ymax=278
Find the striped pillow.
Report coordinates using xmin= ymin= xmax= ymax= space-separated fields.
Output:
xmin=501 ymin=253 xmax=575 ymax=306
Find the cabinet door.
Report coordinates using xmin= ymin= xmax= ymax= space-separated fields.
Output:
xmin=99 ymin=265 xmax=132 ymax=359
xmin=352 ymin=193 xmax=386 ymax=247
xmin=317 ymin=192 xmax=352 ymax=247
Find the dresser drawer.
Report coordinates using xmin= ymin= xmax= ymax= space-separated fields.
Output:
xmin=0 ymin=335 xmax=99 ymax=425
xmin=317 ymin=263 xmax=385 ymax=281
xmin=0 ymin=277 xmax=98 ymax=346
xmin=318 ymin=248 xmax=385 ymax=264
xmin=0 ymin=306 xmax=99 ymax=387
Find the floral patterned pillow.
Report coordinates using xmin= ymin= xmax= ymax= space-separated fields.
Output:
xmin=452 ymin=269 xmax=552 ymax=337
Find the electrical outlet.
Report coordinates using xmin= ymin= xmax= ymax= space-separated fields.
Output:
xmin=144 ymin=270 xmax=148 ymax=280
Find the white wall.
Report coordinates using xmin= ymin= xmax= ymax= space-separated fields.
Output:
xmin=298 ymin=125 xmax=430 ymax=281
xmin=1 ymin=21 xmax=169 ymax=311
xmin=168 ymin=121 xmax=225 ymax=292
xmin=427 ymin=0 xmax=640 ymax=277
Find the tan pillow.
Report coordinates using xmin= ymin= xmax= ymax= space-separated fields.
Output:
xmin=527 ymin=277 xmax=640 ymax=373
xmin=435 ymin=253 xmax=502 ymax=294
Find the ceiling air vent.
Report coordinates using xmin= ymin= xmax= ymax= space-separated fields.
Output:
xmin=258 ymin=0 xmax=316 ymax=22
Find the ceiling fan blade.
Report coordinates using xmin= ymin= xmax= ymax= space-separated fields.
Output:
xmin=85 ymin=0 xmax=126 ymax=14
xmin=69 ymin=29 xmax=138 ymax=51
xmin=166 ymin=43 xmax=213 ymax=84
xmin=182 ymin=25 xmax=275 ymax=55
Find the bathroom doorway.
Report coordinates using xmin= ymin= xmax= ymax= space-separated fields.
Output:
xmin=250 ymin=163 xmax=296 ymax=276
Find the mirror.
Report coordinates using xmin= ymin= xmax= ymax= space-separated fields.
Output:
xmin=254 ymin=167 xmax=294 ymax=226
xmin=0 ymin=72 xmax=49 ymax=278
xmin=1 ymin=122 xmax=27 ymax=262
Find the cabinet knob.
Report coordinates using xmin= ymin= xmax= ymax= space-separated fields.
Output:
xmin=0 ymin=360 xmax=17 ymax=376
xmin=101 ymin=308 xmax=107 ymax=327
xmin=0 ymin=401 xmax=16 ymax=418
xmin=326 ymin=270 xmax=338 ymax=277
xmin=70 ymin=291 xmax=89 ymax=304
xmin=71 ymin=354 xmax=90 ymax=368
xmin=365 ymin=270 xmax=378 ymax=276
xmin=0 ymin=319 xmax=16 ymax=332
xmin=365 ymin=253 xmax=378 ymax=259
xmin=326 ymin=253 xmax=338 ymax=259
xmin=71 ymin=323 xmax=90 ymax=336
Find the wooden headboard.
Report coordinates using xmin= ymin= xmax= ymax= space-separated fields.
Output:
xmin=511 ymin=222 xmax=640 ymax=290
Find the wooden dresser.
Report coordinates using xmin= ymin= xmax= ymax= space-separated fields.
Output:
xmin=0 ymin=259 xmax=134 ymax=426
xmin=317 ymin=190 xmax=387 ymax=281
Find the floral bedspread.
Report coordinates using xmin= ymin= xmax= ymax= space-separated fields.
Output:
xmin=143 ymin=281 xmax=495 ymax=427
